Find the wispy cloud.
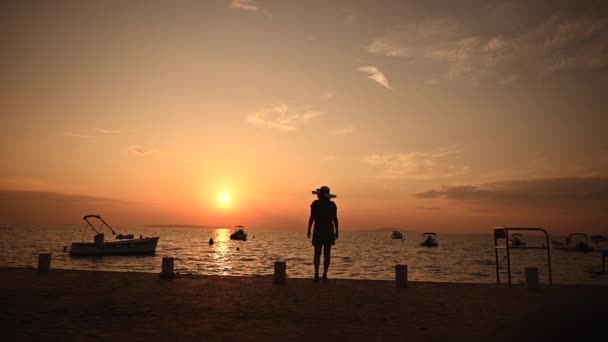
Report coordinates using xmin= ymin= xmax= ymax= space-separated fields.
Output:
xmin=414 ymin=177 xmax=608 ymax=206
xmin=230 ymin=0 xmax=257 ymax=11
xmin=96 ymin=129 xmax=120 ymax=134
xmin=332 ymin=125 xmax=355 ymax=135
xmin=367 ymin=14 xmax=608 ymax=83
xmin=63 ymin=133 xmax=96 ymax=138
xmin=130 ymin=145 xmax=175 ymax=156
xmin=362 ymin=146 xmax=469 ymax=180
xmin=344 ymin=15 xmax=356 ymax=25
xmin=359 ymin=66 xmax=391 ymax=89
xmin=247 ymin=104 xmax=323 ymax=132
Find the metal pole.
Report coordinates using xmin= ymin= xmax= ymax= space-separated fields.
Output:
xmin=543 ymin=230 xmax=552 ymax=285
xmin=494 ymin=232 xmax=500 ymax=284
xmin=505 ymin=229 xmax=512 ymax=287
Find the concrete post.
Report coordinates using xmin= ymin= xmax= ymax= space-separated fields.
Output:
xmin=274 ymin=261 xmax=286 ymax=284
xmin=37 ymin=253 xmax=51 ymax=274
xmin=395 ymin=264 xmax=408 ymax=288
xmin=160 ymin=257 xmax=175 ymax=279
xmin=525 ymin=267 xmax=540 ymax=290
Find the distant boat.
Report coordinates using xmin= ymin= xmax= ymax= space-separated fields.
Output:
xmin=64 ymin=215 xmax=159 ymax=256
xmin=509 ymin=233 xmax=527 ymax=247
xmin=390 ymin=231 xmax=404 ymax=240
xmin=230 ymin=226 xmax=248 ymax=241
xmin=551 ymin=233 xmax=594 ymax=252
xmin=420 ymin=232 xmax=438 ymax=247
xmin=591 ymin=235 xmax=608 ymax=243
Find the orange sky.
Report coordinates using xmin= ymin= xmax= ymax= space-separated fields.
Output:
xmin=1 ymin=1 xmax=607 ymax=233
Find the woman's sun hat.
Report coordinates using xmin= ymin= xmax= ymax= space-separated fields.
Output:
xmin=312 ymin=185 xmax=337 ymax=198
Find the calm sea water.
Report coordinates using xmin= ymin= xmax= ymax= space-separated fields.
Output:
xmin=1 ymin=225 xmax=607 ymax=285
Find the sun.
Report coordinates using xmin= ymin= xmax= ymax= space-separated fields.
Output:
xmin=217 ymin=193 xmax=232 ymax=208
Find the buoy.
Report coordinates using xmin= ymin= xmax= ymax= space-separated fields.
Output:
xmin=395 ymin=264 xmax=408 ymax=288
xmin=209 ymin=238 xmax=214 ymax=245
xmin=236 ymin=247 xmax=240 ymax=251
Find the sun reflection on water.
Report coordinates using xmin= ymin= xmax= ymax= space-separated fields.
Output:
xmin=211 ymin=228 xmax=233 ymax=275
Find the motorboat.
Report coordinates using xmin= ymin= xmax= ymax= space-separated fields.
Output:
xmin=64 ymin=215 xmax=159 ymax=256
xmin=420 ymin=232 xmax=438 ymax=247
xmin=230 ymin=226 xmax=248 ymax=241
xmin=591 ymin=235 xmax=608 ymax=243
xmin=390 ymin=231 xmax=404 ymax=240
xmin=551 ymin=233 xmax=594 ymax=252
xmin=509 ymin=233 xmax=527 ymax=247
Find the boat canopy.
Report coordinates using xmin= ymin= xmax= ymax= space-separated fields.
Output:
xmin=567 ymin=233 xmax=589 ymax=238
xmin=422 ymin=232 xmax=437 ymax=236
xmin=83 ymin=214 xmax=117 ymax=235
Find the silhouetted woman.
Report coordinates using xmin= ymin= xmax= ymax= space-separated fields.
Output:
xmin=307 ymin=186 xmax=339 ymax=281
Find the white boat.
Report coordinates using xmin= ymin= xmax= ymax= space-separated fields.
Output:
xmin=230 ymin=226 xmax=248 ymax=241
xmin=509 ymin=233 xmax=527 ymax=247
xmin=65 ymin=215 xmax=159 ymax=256
xmin=551 ymin=233 xmax=594 ymax=252
xmin=420 ymin=232 xmax=439 ymax=247
xmin=389 ymin=231 xmax=404 ymax=240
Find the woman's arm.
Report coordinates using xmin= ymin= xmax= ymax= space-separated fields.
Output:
xmin=307 ymin=208 xmax=314 ymax=238
xmin=333 ymin=216 xmax=339 ymax=239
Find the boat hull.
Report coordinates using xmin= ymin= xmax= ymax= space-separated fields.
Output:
xmin=69 ymin=237 xmax=159 ymax=256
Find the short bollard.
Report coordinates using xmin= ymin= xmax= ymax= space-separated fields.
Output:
xmin=274 ymin=261 xmax=286 ymax=284
xmin=525 ymin=267 xmax=540 ymax=290
xmin=160 ymin=257 xmax=175 ymax=279
xmin=37 ymin=253 xmax=51 ymax=274
xmin=395 ymin=264 xmax=408 ymax=288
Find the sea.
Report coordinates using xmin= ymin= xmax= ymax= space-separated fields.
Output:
xmin=1 ymin=225 xmax=607 ymax=285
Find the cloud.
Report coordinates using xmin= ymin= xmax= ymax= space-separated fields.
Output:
xmin=359 ymin=66 xmax=391 ymax=89
xmin=362 ymin=146 xmax=469 ymax=180
xmin=130 ymin=145 xmax=175 ymax=156
xmin=63 ymin=133 xmax=96 ymax=138
xmin=366 ymin=13 xmax=608 ymax=83
xmin=247 ymin=104 xmax=323 ymax=132
xmin=344 ymin=15 xmax=356 ymax=25
xmin=414 ymin=177 xmax=608 ymax=205
xmin=230 ymin=0 xmax=257 ymax=11
xmin=332 ymin=125 xmax=355 ymax=135
xmin=97 ymin=129 xmax=120 ymax=134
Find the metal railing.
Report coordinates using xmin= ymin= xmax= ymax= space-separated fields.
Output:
xmin=493 ymin=227 xmax=552 ymax=287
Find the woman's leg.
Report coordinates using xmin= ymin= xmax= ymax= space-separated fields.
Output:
xmin=322 ymin=244 xmax=332 ymax=279
xmin=313 ymin=244 xmax=322 ymax=280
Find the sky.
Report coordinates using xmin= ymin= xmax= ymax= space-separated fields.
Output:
xmin=1 ymin=0 xmax=607 ymax=233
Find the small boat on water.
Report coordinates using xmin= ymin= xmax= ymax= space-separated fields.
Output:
xmin=420 ymin=232 xmax=438 ymax=247
xmin=64 ymin=215 xmax=159 ymax=256
xmin=591 ymin=235 xmax=608 ymax=243
xmin=230 ymin=226 xmax=248 ymax=241
xmin=390 ymin=231 xmax=404 ymax=240
xmin=551 ymin=233 xmax=594 ymax=252
xmin=509 ymin=233 xmax=527 ymax=247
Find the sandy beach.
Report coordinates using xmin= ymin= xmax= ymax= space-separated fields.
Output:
xmin=1 ymin=267 xmax=606 ymax=341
